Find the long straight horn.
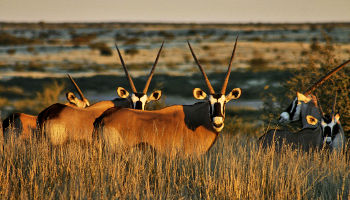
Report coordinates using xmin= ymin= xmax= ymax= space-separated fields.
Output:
xmin=332 ymin=91 xmax=337 ymax=114
xmin=67 ymin=74 xmax=86 ymax=101
xmin=143 ymin=41 xmax=164 ymax=94
xmin=187 ymin=41 xmax=215 ymax=94
xmin=315 ymin=95 xmax=325 ymax=118
xmin=115 ymin=42 xmax=137 ymax=93
xmin=304 ymin=59 xmax=350 ymax=95
xmin=221 ymin=35 xmax=238 ymax=94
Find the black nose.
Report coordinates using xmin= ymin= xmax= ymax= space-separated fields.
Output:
xmin=213 ymin=103 xmax=223 ymax=117
xmin=135 ymin=101 xmax=143 ymax=110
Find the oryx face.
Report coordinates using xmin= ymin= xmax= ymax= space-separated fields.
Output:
xmin=193 ymin=88 xmax=241 ymax=132
xmin=279 ymin=92 xmax=313 ymax=123
xmin=321 ymin=114 xmax=340 ymax=145
xmin=131 ymin=93 xmax=148 ymax=110
xmin=117 ymin=87 xmax=162 ymax=110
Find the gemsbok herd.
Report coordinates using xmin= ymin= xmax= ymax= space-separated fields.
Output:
xmin=2 ymin=37 xmax=349 ymax=156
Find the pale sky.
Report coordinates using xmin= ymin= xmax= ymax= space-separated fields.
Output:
xmin=0 ymin=0 xmax=349 ymax=23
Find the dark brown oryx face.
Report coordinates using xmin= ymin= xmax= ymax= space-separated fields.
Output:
xmin=279 ymin=92 xmax=317 ymax=123
xmin=66 ymin=92 xmax=90 ymax=108
xmin=193 ymin=87 xmax=241 ymax=132
xmin=117 ymin=87 xmax=162 ymax=110
xmin=321 ymin=113 xmax=341 ymax=145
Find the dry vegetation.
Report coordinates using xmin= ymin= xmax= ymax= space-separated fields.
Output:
xmin=0 ymin=132 xmax=349 ymax=199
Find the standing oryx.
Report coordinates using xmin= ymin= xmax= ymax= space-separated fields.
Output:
xmin=37 ymin=42 xmax=164 ymax=145
xmin=260 ymin=59 xmax=350 ymax=151
xmin=319 ymin=93 xmax=345 ymax=151
xmin=93 ymin=37 xmax=242 ymax=156
xmin=259 ymin=94 xmax=345 ymax=151
xmin=278 ymin=59 xmax=350 ymax=128
xmin=2 ymin=74 xmax=90 ymax=141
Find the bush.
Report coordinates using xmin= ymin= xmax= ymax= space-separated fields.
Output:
xmin=0 ymin=32 xmax=35 ymax=46
xmin=262 ymin=35 xmax=350 ymax=137
xmin=89 ymin=42 xmax=112 ymax=56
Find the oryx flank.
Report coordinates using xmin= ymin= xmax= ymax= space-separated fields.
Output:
xmin=37 ymin=42 xmax=164 ymax=145
xmin=2 ymin=74 xmax=90 ymax=141
xmin=259 ymin=114 xmax=324 ymax=151
xmin=259 ymin=94 xmax=345 ymax=151
xmin=279 ymin=59 xmax=350 ymax=128
xmin=93 ymin=37 xmax=242 ymax=156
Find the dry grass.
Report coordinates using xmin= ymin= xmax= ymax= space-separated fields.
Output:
xmin=0 ymin=130 xmax=349 ymax=199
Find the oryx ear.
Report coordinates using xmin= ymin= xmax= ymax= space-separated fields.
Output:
xmin=66 ymin=92 xmax=78 ymax=103
xmin=193 ymin=88 xmax=207 ymax=99
xmin=226 ymin=88 xmax=242 ymax=102
xmin=147 ymin=90 xmax=162 ymax=102
xmin=306 ymin=115 xmax=318 ymax=125
xmin=334 ymin=113 xmax=340 ymax=123
xmin=297 ymin=92 xmax=312 ymax=103
xmin=117 ymin=87 xmax=129 ymax=98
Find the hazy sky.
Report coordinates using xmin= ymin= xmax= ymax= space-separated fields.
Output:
xmin=1 ymin=0 xmax=349 ymax=23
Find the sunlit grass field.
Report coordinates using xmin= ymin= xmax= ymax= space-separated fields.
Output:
xmin=0 ymin=128 xmax=349 ymax=199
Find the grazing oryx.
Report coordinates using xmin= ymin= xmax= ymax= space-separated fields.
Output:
xmin=319 ymin=93 xmax=345 ymax=151
xmin=2 ymin=75 xmax=90 ymax=141
xmin=37 ymin=42 xmax=164 ymax=145
xmin=279 ymin=59 xmax=350 ymax=128
xmin=93 ymin=37 xmax=242 ymax=156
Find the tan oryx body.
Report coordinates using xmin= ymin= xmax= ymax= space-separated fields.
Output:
xmin=2 ymin=75 xmax=90 ymax=141
xmin=94 ymin=37 xmax=242 ymax=156
xmin=37 ymin=42 xmax=164 ymax=145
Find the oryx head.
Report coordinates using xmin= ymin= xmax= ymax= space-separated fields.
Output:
xmin=115 ymin=42 xmax=163 ymax=110
xmin=319 ymin=93 xmax=342 ymax=146
xmin=279 ymin=59 xmax=350 ymax=124
xmin=279 ymin=92 xmax=316 ymax=123
xmin=188 ymin=36 xmax=242 ymax=132
xmin=66 ymin=74 xmax=90 ymax=108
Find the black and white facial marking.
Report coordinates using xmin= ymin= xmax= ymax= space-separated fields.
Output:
xmin=321 ymin=114 xmax=340 ymax=146
xmin=130 ymin=92 xmax=148 ymax=110
xmin=193 ymin=88 xmax=241 ymax=132
xmin=279 ymin=92 xmax=315 ymax=123
xmin=279 ymin=97 xmax=301 ymax=123
xmin=208 ymin=94 xmax=226 ymax=132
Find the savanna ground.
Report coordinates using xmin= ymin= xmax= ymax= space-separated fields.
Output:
xmin=0 ymin=22 xmax=349 ymax=199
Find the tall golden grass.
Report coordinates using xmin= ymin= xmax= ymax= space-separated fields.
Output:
xmin=0 ymin=129 xmax=348 ymax=199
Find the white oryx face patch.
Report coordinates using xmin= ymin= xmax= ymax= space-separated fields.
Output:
xmin=131 ymin=93 xmax=148 ymax=110
xmin=321 ymin=115 xmax=338 ymax=145
xmin=279 ymin=97 xmax=301 ymax=123
xmin=208 ymin=94 xmax=226 ymax=132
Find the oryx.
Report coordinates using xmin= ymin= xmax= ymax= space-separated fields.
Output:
xmin=37 ymin=42 xmax=164 ymax=145
xmin=319 ymin=93 xmax=345 ymax=151
xmin=93 ymin=37 xmax=242 ymax=156
xmin=279 ymin=59 xmax=350 ymax=128
xmin=2 ymin=74 xmax=90 ymax=141
xmin=259 ymin=114 xmax=324 ymax=151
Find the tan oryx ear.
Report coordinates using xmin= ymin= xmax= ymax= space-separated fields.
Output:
xmin=334 ymin=113 xmax=340 ymax=123
xmin=147 ymin=90 xmax=162 ymax=102
xmin=117 ymin=87 xmax=130 ymax=98
xmin=297 ymin=92 xmax=312 ymax=103
xmin=225 ymin=88 xmax=241 ymax=102
xmin=193 ymin=88 xmax=207 ymax=99
xmin=66 ymin=92 xmax=78 ymax=103
xmin=306 ymin=115 xmax=318 ymax=125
